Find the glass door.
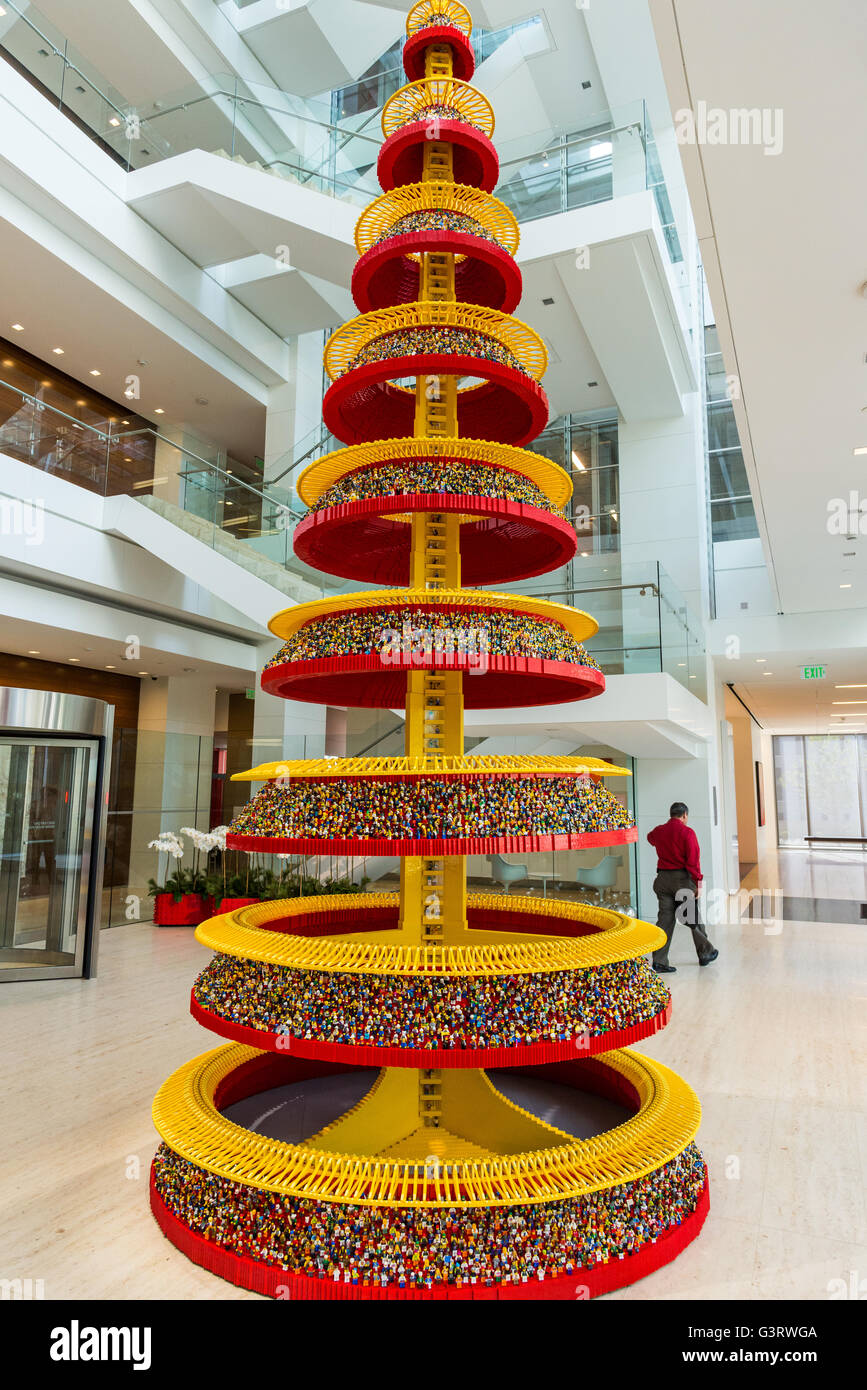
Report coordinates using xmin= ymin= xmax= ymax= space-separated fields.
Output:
xmin=0 ymin=737 xmax=99 ymax=979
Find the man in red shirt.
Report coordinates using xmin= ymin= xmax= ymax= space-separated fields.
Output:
xmin=647 ymin=802 xmax=718 ymax=973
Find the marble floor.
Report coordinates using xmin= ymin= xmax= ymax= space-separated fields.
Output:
xmin=0 ymin=902 xmax=865 ymax=1302
xmin=740 ymin=845 xmax=867 ymax=902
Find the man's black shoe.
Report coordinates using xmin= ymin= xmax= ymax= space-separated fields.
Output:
xmin=654 ymin=963 xmax=677 ymax=973
xmin=699 ymin=949 xmax=719 ymax=967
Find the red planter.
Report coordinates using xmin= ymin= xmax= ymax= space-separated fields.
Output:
xmin=152 ymin=893 xmax=212 ymax=927
xmin=215 ymin=898 xmax=259 ymax=914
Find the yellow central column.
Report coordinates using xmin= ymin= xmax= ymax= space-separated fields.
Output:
xmin=399 ymin=38 xmax=467 ymax=951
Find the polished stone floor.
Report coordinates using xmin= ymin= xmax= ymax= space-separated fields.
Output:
xmin=0 ymin=877 xmax=865 ymax=1301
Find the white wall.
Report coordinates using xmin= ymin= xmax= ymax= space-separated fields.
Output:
xmin=713 ymin=538 xmax=776 ymax=620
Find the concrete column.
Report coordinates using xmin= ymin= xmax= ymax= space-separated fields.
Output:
xmin=263 ymin=332 xmax=325 ymax=487
xmin=251 ymin=640 xmax=327 ymax=765
xmin=129 ymin=675 xmax=217 ymax=908
xmin=617 ymin=397 xmax=710 ymax=622
xmin=633 ymin=736 xmax=725 ymax=923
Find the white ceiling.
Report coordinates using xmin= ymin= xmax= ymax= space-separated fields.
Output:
xmin=649 ymin=0 xmax=867 ymax=617
xmin=0 ymin=612 xmax=253 ymax=688
xmin=0 ymin=219 xmax=267 ymax=463
xmin=723 ymin=647 xmax=867 ymax=734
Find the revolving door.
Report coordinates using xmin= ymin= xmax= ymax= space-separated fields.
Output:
xmin=0 ymin=691 xmax=112 ymax=981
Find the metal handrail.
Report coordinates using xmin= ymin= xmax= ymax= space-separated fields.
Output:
xmin=497 ymin=120 xmax=645 ymax=174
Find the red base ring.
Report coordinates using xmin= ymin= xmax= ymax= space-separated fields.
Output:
xmin=191 ymin=993 xmax=672 ymax=1070
xmin=323 ymin=355 xmax=549 ymax=448
xmin=261 ymin=653 xmax=604 ymax=710
xmin=378 ymin=120 xmax=499 ymax=193
xmin=403 ymin=27 xmax=476 ymax=82
xmin=353 ymin=230 xmax=522 ymax=314
xmin=293 ymin=493 xmax=577 ymax=587
xmin=151 ymin=1171 xmax=708 ymax=1299
xmin=227 ymin=827 xmax=639 ymax=856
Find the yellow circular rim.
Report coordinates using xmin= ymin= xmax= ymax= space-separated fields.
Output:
xmin=355 ymin=181 xmax=519 ymax=257
xmin=382 ymin=77 xmax=493 ymax=140
xmin=230 ymin=753 xmax=631 ymax=783
xmin=297 ymin=436 xmax=572 ymax=511
xmin=267 ymin=588 xmax=597 ymax=643
xmin=407 ymin=0 xmax=472 ymax=38
xmin=153 ymin=1044 xmax=700 ymax=1207
xmin=324 ymin=302 xmax=547 ymax=383
xmin=196 ymin=892 xmax=664 ymax=974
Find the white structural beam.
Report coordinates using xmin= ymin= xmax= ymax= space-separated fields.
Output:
xmin=228 ymin=0 xmax=405 ymax=97
xmin=127 ymin=151 xmax=359 ymax=277
xmin=518 ymin=193 xmax=695 ymax=422
xmin=464 ymin=673 xmax=713 ymax=759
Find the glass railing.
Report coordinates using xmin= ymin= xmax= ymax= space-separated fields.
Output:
xmin=0 ymin=0 xmax=174 ymax=169
xmin=0 ymin=0 xmax=682 ymax=255
xmin=511 ymin=560 xmax=707 ymax=701
xmin=0 ymin=375 xmax=328 ymax=589
xmin=329 ymin=15 xmax=545 ymax=123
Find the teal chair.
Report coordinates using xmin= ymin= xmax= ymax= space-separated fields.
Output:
xmin=486 ymin=853 xmax=528 ymax=894
xmin=571 ymin=855 xmax=623 ymax=904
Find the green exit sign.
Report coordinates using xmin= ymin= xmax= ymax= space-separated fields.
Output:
xmin=801 ymin=665 xmax=826 ymax=681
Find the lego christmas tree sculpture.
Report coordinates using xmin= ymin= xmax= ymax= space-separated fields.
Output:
xmin=150 ymin=0 xmax=708 ymax=1299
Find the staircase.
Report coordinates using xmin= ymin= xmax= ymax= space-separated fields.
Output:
xmin=135 ymin=494 xmax=319 ymax=603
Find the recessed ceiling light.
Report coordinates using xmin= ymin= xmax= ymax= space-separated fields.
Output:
xmin=105 ymin=665 xmax=116 ymax=669
xmin=11 ymin=323 xmax=23 ymax=331
xmin=52 ymin=347 xmax=64 ymax=354
xmin=28 ymin=650 xmax=40 ymax=655
xmin=109 ymin=116 xmax=121 ymax=127
xmin=756 ymin=657 xmax=766 ymax=663
xmin=677 ymin=662 xmax=686 ymax=667
xmin=853 ymin=447 xmax=867 ymax=456
xmin=195 ymin=396 xmax=209 ymax=406
xmin=836 ymin=684 xmax=867 ymax=688
xmin=762 ymin=672 xmax=773 ymax=676
xmin=89 ymin=369 xmax=101 ymax=376
xmin=832 ymin=700 xmax=867 ymax=705
xmin=840 ymin=583 xmax=852 ymax=588
xmin=138 ymin=671 xmax=149 ymax=676
xmin=68 ymin=657 xmax=79 ymax=663
xmin=154 ymin=407 xmax=165 ymax=414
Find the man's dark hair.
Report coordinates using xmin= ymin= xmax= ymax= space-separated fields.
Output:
xmin=670 ymin=802 xmax=689 ymax=819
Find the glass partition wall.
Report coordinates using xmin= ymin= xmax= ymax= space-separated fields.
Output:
xmin=774 ymin=735 xmax=867 ymax=846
